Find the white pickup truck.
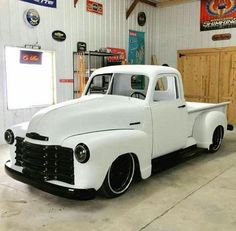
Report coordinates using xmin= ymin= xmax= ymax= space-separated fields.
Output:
xmin=4 ymin=65 xmax=231 ymax=199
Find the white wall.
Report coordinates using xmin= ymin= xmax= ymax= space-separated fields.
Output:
xmin=156 ymin=1 xmax=236 ymax=67
xmin=0 ymin=0 xmax=158 ymax=144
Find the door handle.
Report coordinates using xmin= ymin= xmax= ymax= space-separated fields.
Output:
xmin=178 ymin=105 xmax=186 ymax=108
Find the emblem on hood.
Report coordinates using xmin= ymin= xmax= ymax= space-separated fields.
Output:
xmin=26 ymin=132 xmax=49 ymax=141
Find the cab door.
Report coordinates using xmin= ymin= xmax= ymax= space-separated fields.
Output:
xmin=151 ymin=74 xmax=188 ymax=158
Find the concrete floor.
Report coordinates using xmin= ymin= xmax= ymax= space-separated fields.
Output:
xmin=0 ymin=130 xmax=236 ymax=231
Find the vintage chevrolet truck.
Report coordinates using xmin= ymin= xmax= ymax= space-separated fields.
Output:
xmin=4 ymin=65 xmax=231 ymax=199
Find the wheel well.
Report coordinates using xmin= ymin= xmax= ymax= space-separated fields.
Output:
xmin=109 ymin=153 xmax=141 ymax=180
xmin=130 ymin=153 xmax=141 ymax=180
xmin=215 ymin=125 xmax=224 ymax=138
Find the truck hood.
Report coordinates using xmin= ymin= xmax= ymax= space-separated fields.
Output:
xmin=26 ymin=95 xmax=146 ymax=145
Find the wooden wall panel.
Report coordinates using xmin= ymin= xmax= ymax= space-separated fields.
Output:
xmin=178 ymin=47 xmax=236 ymax=123
xmin=178 ymin=52 xmax=219 ymax=103
xmin=219 ymin=51 xmax=236 ymax=123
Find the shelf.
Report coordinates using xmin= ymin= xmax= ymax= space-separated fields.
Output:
xmin=73 ymin=51 xmax=119 ymax=57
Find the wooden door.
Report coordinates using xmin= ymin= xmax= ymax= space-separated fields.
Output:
xmin=178 ymin=50 xmax=220 ymax=103
xmin=178 ymin=47 xmax=236 ymax=123
xmin=219 ymin=50 xmax=236 ymax=123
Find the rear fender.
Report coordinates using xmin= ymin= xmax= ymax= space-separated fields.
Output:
xmin=193 ymin=111 xmax=227 ymax=149
xmin=61 ymin=130 xmax=152 ymax=190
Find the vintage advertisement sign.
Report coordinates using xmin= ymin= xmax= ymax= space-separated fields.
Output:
xmin=128 ymin=30 xmax=145 ymax=64
xmin=106 ymin=47 xmax=126 ymax=64
xmin=87 ymin=0 xmax=103 ymax=15
xmin=20 ymin=50 xmax=42 ymax=65
xmin=20 ymin=0 xmax=57 ymax=8
xmin=212 ymin=33 xmax=231 ymax=40
xmin=52 ymin=30 xmax=66 ymax=42
xmin=200 ymin=0 xmax=236 ymax=31
xmin=24 ymin=9 xmax=40 ymax=27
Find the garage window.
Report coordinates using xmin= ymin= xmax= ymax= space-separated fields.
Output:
xmin=5 ymin=47 xmax=55 ymax=110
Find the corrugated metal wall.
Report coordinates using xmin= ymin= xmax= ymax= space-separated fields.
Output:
xmin=0 ymin=0 xmax=158 ymax=144
xmin=156 ymin=1 xmax=236 ymax=67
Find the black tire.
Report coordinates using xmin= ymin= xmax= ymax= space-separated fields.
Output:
xmin=208 ymin=126 xmax=223 ymax=153
xmin=99 ymin=154 xmax=135 ymax=198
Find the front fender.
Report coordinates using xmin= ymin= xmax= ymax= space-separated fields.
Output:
xmin=61 ymin=129 xmax=152 ymax=190
xmin=8 ymin=122 xmax=29 ymax=140
xmin=193 ymin=111 xmax=227 ymax=149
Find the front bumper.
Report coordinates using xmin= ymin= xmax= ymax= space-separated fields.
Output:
xmin=5 ymin=160 xmax=96 ymax=200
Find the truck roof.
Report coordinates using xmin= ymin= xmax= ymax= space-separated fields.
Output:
xmin=92 ymin=65 xmax=181 ymax=78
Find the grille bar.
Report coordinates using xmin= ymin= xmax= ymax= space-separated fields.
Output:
xmin=14 ymin=138 xmax=74 ymax=185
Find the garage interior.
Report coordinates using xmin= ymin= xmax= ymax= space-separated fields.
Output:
xmin=1 ymin=0 xmax=236 ymax=230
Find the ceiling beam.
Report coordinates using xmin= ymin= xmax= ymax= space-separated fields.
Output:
xmin=140 ymin=0 xmax=157 ymax=7
xmin=126 ymin=0 xmax=140 ymax=19
xmin=156 ymin=0 xmax=196 ymax=8
xmin=74 ymin=0 xmax=79 ymax=8
xmin=126 ymin=0 xmax=157 ymax=20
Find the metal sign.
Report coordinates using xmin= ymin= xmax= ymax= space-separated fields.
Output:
xmin=87 ymin=0 xmax=103 ymax=15
xmin=20 ymin=50 xmax=42 ymax=65
xmin=52 ymin=30 xmax=66 ymax=42
xmin=77 ymin=42 xmax=87 ymax=52
xmin=212 ymin=33 xmax=231 ymax=41
xmin=24 ymin=9 xmax=40 ymax=27
xmin=138 ymin=12 xmax=146 ymax=26
xmin=20 ymin=0 xmax=57 ymax=8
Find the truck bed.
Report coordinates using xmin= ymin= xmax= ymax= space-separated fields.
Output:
xmin=186 ymin=101 xmax=229 ymax=139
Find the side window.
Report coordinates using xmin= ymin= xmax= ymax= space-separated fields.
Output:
xmin=153 ymin=75 xmax=179 ymax=102
xmin=131 ymin=75 xmax=149 ymax=90
xmin=155 ymin=77 xmax=168 ymax=91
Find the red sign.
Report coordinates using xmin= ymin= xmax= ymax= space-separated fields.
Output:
xmin=200 ymin=0 xmax=236 ymax=31
xmin=20 ymin=50 xmax=42 ymax=65
xmin=59 ymin=79 xmax=74 ymax=83
xmin=106 ymin=47 xmax=126 ymax=64
xmin=87 ymin=0 xmax=103 ymax=15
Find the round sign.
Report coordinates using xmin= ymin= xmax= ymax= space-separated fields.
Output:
xmin=24 ymin=9 xmax=40 ymax=27
xmin=138 ymin=12 xmax=146 ymax=26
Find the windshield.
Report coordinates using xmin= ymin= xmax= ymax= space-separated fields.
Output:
xmin=86 ymin=73 xmax=149 ymax=100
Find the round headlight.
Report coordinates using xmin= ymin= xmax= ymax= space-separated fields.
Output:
xmin=74 ymin=143 xmax=90 ymax=163
xmin=4 ymin=129 xmax=15 ymax=145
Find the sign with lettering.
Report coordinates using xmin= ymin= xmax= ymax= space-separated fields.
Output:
xmin=87 ymin=0 xmax=103 ymax=15
xmin=201 ymin=0 xmax=236 ymax=31
xmin=20 ymin=0 xmax=57 ymax=8
xmin=59 ymin=79 xmax=74 ymax=83
xmin=106 ymin=47 xmax=126 ymax=64
xmin=20 ymin=50 xmax=42 ymax=65
xmin=212 ymin=33 xmax=231 ymax=40
xmin=128 ymin=30 xmax=145 ymax=64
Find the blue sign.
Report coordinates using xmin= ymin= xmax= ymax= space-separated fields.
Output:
xmin=128 ymin=30 xmax=145 ymax=64
xmin=24 ymin=9 xmax=40 ymax=27
xmin=20 ymin=0 xmax=57 ymax=8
